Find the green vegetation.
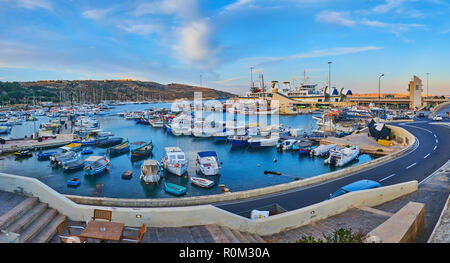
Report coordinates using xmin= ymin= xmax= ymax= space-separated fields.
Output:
xmin=376 ymin=149 xmax=384 ymax=152
xmin=0 ymin=80 xmax=236 ymax=106
xmin=295 ymin=227 xmax=367 ymax=243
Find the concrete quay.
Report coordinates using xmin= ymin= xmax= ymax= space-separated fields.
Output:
xmin=0 ymin=134 xmax=73 ymax=154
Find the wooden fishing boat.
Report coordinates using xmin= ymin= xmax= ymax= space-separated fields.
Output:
xmin=37 ymin=151 xmax=57 ymax=160
xmin=131 ymin=141 xmax=153 ymax=159
xmin=60 ymin=143 xmax=82 ymax=152
xmin=81 ymin=148 xmax=93 ymax=155
xmin=14 ymin=150 xmax=32 ymax=157
xmin=190 ymin=177 xmax=214 ymax=188
xmin=164 ymin=183 xmax=186 ymax=196
xmin=109 ymin=140 xmax=130 ymax=155
xmin=96 ymin=137 xmax=123 ymax=147
xmin=63 ymin=159 xmax=85 ymax=171
xmin=196 ymin=151 xmax=220 ymax=176
xmin=84 ymin=156 xmax=110 ymax=175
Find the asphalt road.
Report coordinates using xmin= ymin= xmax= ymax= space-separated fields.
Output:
xmin=215 ymin=117 xmax=450 ymax=214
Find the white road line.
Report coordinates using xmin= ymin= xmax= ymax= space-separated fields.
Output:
xmin=434 ymin=134 xmax=437 ymax=138
xmin=424 ymin=153 xmax=430 ymax=159
xmin=379 ymin=173 xmax=396 ymax=182
xmin=406 ymin=163 xmax=417 ymax=169
xmin=402 ymin=124 xmax=433 ymax=134
xmin=434 ymin=145 xmax=437 ymax=151
xmin=436 ymin=139 xmax=438 ymax=143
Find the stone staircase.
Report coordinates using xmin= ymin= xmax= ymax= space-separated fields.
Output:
xmin=0 ymin=197 xmax=66 ymax=243
xmin=204 ymin=224 xmax=267 ymax=243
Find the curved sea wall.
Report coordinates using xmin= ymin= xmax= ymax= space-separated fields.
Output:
xmin=63 ymin=125 xmax=416 ymax=207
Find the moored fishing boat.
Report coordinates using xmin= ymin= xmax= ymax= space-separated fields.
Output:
xmin=14 ymin=150 xmax=32 ymax=157
xmin=164 ymin=182 xmax=186 ymax=196
xmin=196 ymin=151 xmax=220 ymax=176
xmin=140 ymin=159 xmax=162 ymax=183
xmin=60 ymin=143 xmax=82 ymax=152
xmin=109 ymin=140 xmax=130 ymax=156
xmin=37 ymin=151 xmax=57 ymax=160
xmin=131 ymin=141 xmax=153 ymax=159
xmin=63 ymin=159 xmax=85 ymax=171
xmin=190 ymin=177 xmax=214 ymax=188
xmin=81 ymin=148 xmax=93 ymax=155
xmin=67 ymin=177 xmax=81 ymax=187
xmin=96 ymin=137 xmax=123 ymax=147
xmin=228 ymin=135 xmax=249 ymax=147
xmin=161 ymin=147 xmax=188 ymax=176
xmin=0 ymin=126 xmax=11 ymax=134
xmin=248 ymin=135 xmax=279 ymax=148
xmin=84 ymin=156 xmax=110 ymax=175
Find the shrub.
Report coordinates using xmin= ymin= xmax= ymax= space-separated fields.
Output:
xmin=295 ymin=227 xmax=366 ymax=243
xmin=376 ymin=149 xmax=383 ymax=152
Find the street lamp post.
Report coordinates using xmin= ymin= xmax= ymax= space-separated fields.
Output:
xmin=426 ymin=73 xmax=430 ymax=98
xmin=328 ymin=62 xmax=332 ymax=91
xmin=378 ymin=73 xmax=384 ymax=119
xmin=250 ymin=67 xmax=254 ymax=91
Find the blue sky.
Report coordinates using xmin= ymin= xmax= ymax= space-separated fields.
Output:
xmin=0 ymin=0 xmax=449 ymax=95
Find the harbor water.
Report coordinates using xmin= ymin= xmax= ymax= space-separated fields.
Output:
xmin=0 ymin=103 xmax=375 ymax=199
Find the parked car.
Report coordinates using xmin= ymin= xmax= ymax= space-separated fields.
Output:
xmin=417 ymin=112 xmax=425 ymax=118
xmin=328 ymin=179 xmax=382 ymax=199
xmin=432 ymin=115 xmax=443 ymax=121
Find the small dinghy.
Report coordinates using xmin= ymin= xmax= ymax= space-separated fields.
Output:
xmin=164 ymin=182 xmax=186 ymax=196
xmin=37 ymin=151 xmax=57 ymax=160
xmin=190 ymin=177 xmax=214 ymax=188
xmin=122 ymin=170 xmax=133 ymax=180
xmin=324 ymin=145 xmax=360 ymax=167
xmin=310 ymin=144 xmax=337 ymax=157
xmin=67 ymin=177 xmax=81 ymax=187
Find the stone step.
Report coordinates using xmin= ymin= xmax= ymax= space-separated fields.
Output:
xmin=32 ymin=214 xmax=66 ymax=243
xmin=230 ymin=229 xmax=251 ymax=243
xmin=242 ymin=232 xmax=258 ymax=243
xmin=205 ymin=224 xmax=230 ymax=243
xmin=20 ymin=208 xmax=57 ymax=243
xmin=7 ymin=203 xmax=48 ymax=234
xmin=251 ymin=233 xmax=267 ymax=243
xmin=0 ymin=197 xmax=39 ymax=230
xmin=187 ymin=226 xmax=207 ymax=243
xmin=219 ymin=226 xmax=241 ymax=243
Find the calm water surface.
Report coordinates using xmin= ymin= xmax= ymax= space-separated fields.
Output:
xmin=0 ymin=103 xmax=375 ymax=198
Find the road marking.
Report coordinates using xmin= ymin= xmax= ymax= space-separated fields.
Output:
xmin=434 ymin=134 xmax=437 ymax=138
xmin=401 ymin=124 xmax=433 ymax=134
xmin=434 ymin=145 xmax=437 ymax=151
xmin=436 ymin=139 xmax=438 ymax=143
xmin=379 ymin=173 xmax=396 ymax=182
xmin=424 ymin=153 xmax=430 ymax=159
xmin=406 ymin=163 xmax=417 ymax=169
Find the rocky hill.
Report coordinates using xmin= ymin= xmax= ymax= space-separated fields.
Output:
xmin=0 ymin=80 xmax=236 ymax=105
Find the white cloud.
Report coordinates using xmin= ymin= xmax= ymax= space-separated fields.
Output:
xmin=315 ymin=11 xmax=356 ymax=27
xmin=132 ymin=0 xmax=199 ymax=20
xmin=82 ymin=8 xmax=113 ymax=20
xmin=222 ymin=0 xmax=255 ymax=13
xmin=117 ymin=24 xmax=162 ymax=36
xmin=1 ymin=0 xmax=52 ymax=10
xmin=373 ymin=0 xmax=408 ymax=13
xmin=240 ymin=46 xmax=383 ymax=66
xmin=175 ymin=19 xmax=221 ymax=69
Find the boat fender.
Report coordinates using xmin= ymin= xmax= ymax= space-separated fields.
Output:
xmin=273 ymin=158 xmax=277 ymax=163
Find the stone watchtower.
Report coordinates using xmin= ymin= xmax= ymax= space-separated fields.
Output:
xmin=407 ymin=75 xmax=423 ymax=109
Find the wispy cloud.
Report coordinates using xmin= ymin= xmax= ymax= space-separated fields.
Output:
xmin=117 ymin=23 xmax=162 ymax=36
xmin=82 ymin=8 xmax=113 ymax=21
xmin=1 ymin=0 xmax=52 ymax=10
xmin=240 ymin=46 xmax=384 ymax=66
xmin=315 ymin=11 xmax=356 ymax=27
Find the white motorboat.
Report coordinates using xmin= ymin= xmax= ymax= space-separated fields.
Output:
xmin=310 ymin=144 xmax=338 ymax=157
xmin=140 ymin=159 xmax=162 ymax=183
xmin=161 ymin=147 xmax=188 ymax=176
xmin=324 ymin=145 xmax=360 ymax=167
xmin=196 ymin=151 xmax=220 ymax=176
xmin=276 ymin=139 xmax=298 ymax=151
